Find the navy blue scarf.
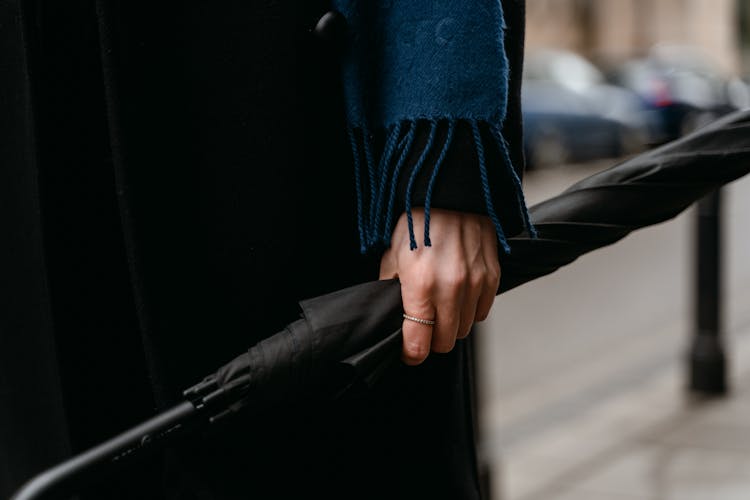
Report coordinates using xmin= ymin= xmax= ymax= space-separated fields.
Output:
xmin=333 ymin=0 xmax=535 ymax=253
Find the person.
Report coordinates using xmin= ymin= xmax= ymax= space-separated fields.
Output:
xmin=0 ymin=0 xmax=530 ymax=499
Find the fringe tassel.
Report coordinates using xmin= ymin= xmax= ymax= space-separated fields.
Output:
xmin=362 ymin=125 xmax=377 ymax=236
xmin=371 ymin=122 xmax=403 ymax=246
xmin=490 ymin=124 xmax=538 ymax=239
xmin=470 ymin=120 xmax=510 ymax=254
xmin=424 ymin=122 xmax=455 ymax=247
xmin=405 ymin=121 xmax=438 ymax=250
xmin=347 ymin=126 xmax=366 ymax=254
xmin=382 ymin=122 xmax=416 ymax=246
xmin=350 ymin=118 xmax=535 ymax=254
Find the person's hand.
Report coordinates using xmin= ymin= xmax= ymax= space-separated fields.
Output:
xmin=379 ymin=208 xmax=501 ymax=365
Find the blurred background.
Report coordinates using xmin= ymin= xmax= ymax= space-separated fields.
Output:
xmin=522 ymin=0 xmax=750 ymax=169
xmin=476 ymin=1 xmax=750 ymax=499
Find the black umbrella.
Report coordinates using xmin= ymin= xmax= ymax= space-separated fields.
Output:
xmin=501 ymin=109 xmax=750 ymax=292
xmin=10 ymin=278 xmax=406 ymax=500
xmin=11 ymin=109 xmax=750 ymax=500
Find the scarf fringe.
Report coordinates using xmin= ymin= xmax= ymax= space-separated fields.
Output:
xmin=348 ymin=118 xmax=535 ymax=255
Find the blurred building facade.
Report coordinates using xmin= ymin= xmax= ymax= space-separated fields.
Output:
xmin=526 ymin=0 xmax=746 ymax=75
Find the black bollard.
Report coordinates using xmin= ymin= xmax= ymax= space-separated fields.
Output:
xmin=689 ymin=189 xmax=728 ymax=395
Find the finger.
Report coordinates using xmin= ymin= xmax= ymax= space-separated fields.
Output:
xmin=401 ymin=311 xmax=435 ymax=365
xmin=400 ymin=283 xmax=436 ymax=366
xmin=482 ymin=221 xmax=501 ymax=293
xmin=475 ymin=287 xmax=495 ymax=323
xmin=457 ymin=272 xmax=483 ymax=338
xmin=430 ymin=275 xmax=464 ymax=353
xmin=475 ymin=262 xmax=501 ymax=322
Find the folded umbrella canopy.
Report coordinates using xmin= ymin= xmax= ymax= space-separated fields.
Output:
xmin=501 ymin=109 xmax=750 ymax=292
xmin=11 ymin=109 xmax=750 ymax=500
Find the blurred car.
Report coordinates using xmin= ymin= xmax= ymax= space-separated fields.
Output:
xmin=607 ymin=44 xmax=739 ymax=143
xmin=522 ymin=81 xmax=633 ymax=167
xmin=522 ymin=49 xmax=653 ymax=168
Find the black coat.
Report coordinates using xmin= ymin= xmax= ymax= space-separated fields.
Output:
xmin=0 ymin=1 xmax=526 ymax=499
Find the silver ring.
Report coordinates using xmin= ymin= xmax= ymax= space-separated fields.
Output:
xmin=402 ymin=313 xmax=436 ymax=326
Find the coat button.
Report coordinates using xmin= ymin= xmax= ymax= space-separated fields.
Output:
xmin=313 ymin=10 xmax=346 ymax=44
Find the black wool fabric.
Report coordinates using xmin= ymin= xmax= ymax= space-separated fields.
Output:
xmin=0 ymin=1 xmax=526 ymax=499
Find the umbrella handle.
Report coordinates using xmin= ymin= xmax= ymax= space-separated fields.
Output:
xmin=9 ymin=402 xmax=198 ymax=500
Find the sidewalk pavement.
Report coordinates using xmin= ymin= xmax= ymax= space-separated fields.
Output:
xmin=477 ymin=166 xmax=750 ymax=500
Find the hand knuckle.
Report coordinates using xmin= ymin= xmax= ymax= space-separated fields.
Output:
xmin=445 ymin=270 xmax=468 ymax=290
xmin=412 ymin=270 xmax=436 ymax=292
xmin=470 ymin=272 xmax=484 ymax=290
xmin=491 ymin=264 xmax=501 ymax=281
xmin=487 ymin=269 xmax=500 ymax=287
xmin=420 ymin=276 xmax=437 ymax=293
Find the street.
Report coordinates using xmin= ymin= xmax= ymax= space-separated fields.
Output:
xmin=477 ymin=161 xmax=750 ymax=500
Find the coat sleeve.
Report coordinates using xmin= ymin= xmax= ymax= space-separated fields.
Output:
xmin=339 ymin=0 xmax=534 ymax=256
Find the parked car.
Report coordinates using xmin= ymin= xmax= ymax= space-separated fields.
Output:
xmin=607 ymin=44 xmax=739 ymax=143
xmin=522 ymin=49 xmax=653 ymax=168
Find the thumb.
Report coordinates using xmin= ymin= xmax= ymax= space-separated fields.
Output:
xmin=379 ymin=247 xmax=399 ymax=280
